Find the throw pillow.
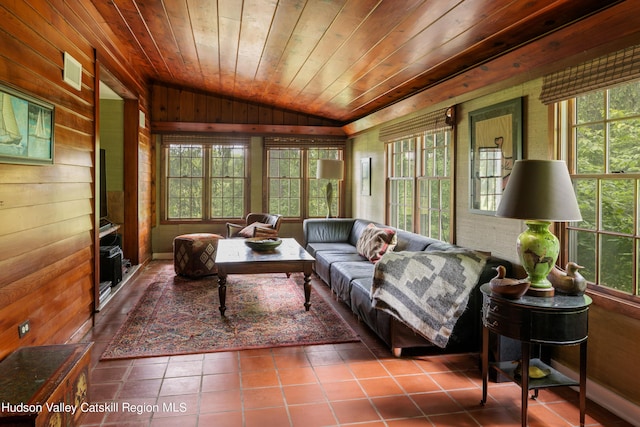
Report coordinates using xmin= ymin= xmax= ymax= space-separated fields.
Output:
xmin=238 ymin=222 xmax=273 ymax=238
xmin=356 ymin=223 xmax=397 ymax=263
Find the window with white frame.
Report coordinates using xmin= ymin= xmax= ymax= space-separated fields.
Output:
xmin=161 ymin=135 xmax=249 ymax=221
xmin=265 ymin=138 xmax=345 ymax=219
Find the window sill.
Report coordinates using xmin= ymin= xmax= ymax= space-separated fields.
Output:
xmin=586 ymin=286 xmax=640 ymax=321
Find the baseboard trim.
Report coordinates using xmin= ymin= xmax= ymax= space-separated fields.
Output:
xmin=552 ymin=360 xmax=640 ymax=425
xmin=153 ymin=252 xmax=173 ymax=260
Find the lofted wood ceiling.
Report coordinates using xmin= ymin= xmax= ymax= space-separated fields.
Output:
xmin=91 ymin=0 xmax=621 ymax=124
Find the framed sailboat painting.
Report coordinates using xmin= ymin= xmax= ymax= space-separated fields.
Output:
xmin=0 ymin=83 xmax=54 ymax=165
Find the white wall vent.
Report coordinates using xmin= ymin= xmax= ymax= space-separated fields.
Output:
xmin=63 ymin=52 xmax=82 ymax=91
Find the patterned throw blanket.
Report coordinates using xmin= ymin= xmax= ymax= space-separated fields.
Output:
xmin=371 ymin=250 xmax=488 ymax=348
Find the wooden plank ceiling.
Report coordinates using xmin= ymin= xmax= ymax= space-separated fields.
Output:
xmin=91 ymin=0 xmax=620 ymax=124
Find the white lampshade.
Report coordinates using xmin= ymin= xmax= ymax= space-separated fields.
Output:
xmin=316 ymin=159 xmax=344 ymax=180
xmin=496 ymin=160 xmax=582 ymax=222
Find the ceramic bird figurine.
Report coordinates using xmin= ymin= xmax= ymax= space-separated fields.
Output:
xmin=548 ymin=262 xmax=587 ymax=296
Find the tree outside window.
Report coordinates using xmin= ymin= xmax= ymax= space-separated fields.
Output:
xmin=162 ymin=135 xmax=248 ymax=221
xmin=562 ymin=80 xmax=640 ymax=298
xmin=386 ymin=130 xmax=453 ymax=241
xmin=266 ymin=140 xmax=344 ymax=219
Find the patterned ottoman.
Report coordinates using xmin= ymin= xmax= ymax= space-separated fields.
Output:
xmin=173 ymin=233 xmax=223 ymax=278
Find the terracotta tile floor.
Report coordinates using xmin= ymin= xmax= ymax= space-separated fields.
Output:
xmin=79 ymin=260 xmax=631 ymax=427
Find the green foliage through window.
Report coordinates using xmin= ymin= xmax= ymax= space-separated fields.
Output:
xmin=387 ymin=130 xmax=452 ymax=241
xmin=266 ymin=145 xmax=344 ymax=219
xmin=564 ymin=80 xmax=640 ymax=297
xmin=163 ymin=138 xmax=248 ymax=220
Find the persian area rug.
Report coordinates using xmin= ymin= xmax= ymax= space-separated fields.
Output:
xmin=101 ymin=273 xmax=359 ymax=360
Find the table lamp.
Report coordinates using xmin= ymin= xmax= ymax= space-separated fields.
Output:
xmin=316 ymin=159 xmax=344 ymax=218
xmin=496 ymin=160 xmax=582 ymax=296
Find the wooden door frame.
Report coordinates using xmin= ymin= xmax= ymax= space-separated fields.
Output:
xmin=93 ymin=60 xmax=140 ymax=313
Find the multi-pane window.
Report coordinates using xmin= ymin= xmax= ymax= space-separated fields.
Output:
xmin=388 ymin=139 xmax=416 ymax=232
xmin=266 ymin=140 xmax=344 ymax=219
xmin=418 ymin=131 xmax=452 ymax=241
xmin=386 ymin=129 xmax=453 ymax=241
xmin=162 ymin=135 xmax=248 ymax=221
xmin=308 ymin=148 xmax=342 ymax=218
xmin=476 ymin=147 xmax=503 ymax=212
xmin=210 ymin=145 xmax=247 ymax=218
xmin=561 ymin=80 xmax=640 ymax=298
xmin=166 ymin=144 xmax=204 ymax=219
xmin=267 ymin=148 xmax=302 ymax=217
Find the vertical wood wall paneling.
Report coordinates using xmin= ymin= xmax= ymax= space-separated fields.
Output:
xmin=150 ymin=83 xmax=344 ymax=128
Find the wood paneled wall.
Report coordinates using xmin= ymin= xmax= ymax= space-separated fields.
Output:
xmin=151 ymin=83 xmax=343 ymax=127
xmin=0 ymin=1 xmax=151 ymax=359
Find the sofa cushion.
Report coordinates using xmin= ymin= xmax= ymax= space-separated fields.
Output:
xmin=394 ymin=230 xmax=439 ymax=252
xmin=304 ymin=218 xmax=355 ymax=245
xmin=306 ymin=242 xmax=357 ymax=258
xmin=356 ymin=223 xmax=397 ymax=263
xmin=330 ymin=261 xmax=375 ymax=305
xmin=314 ymin=251 xmax=366 ymax=288
xmin=350 ymin=277 xmax=392 ymax=345
xmin=424 ymin=240 xmax=460 ymax=252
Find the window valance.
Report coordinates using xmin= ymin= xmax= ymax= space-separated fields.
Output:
xmin=379 ymin=107 xmax=454 ymax=143
xmin=264 ymin=136 xmax=346 ymax=148
xmin=540 ymin=44 xmax=640 ymax=105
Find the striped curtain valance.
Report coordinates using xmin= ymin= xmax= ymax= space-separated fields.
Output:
xmin=540 ymin=44 xmax=640 ymax=105
xmin=161 ymin=134 xmax=250 ymax=146
xmin=264 ymin=136 xmax=346 ymax=148
xmin=379 ymin=107 xmax=453 ymax=142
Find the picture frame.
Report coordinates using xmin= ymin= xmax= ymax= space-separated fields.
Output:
xmin=0 ymin=83 xmax=54 ymax=165
xmin=469 ymin=97 xmax=522 ymax=214
xmin=361 ymin=157 xmax=371 ymax=196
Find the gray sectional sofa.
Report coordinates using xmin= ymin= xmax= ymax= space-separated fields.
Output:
xmin=303 ymin=218 xmax=512 ymax=356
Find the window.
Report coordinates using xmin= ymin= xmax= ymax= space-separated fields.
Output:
xmin=162 ymin=135 xmax=249 ymax=221
xmin=265 ymin=138 xmax=345 ymax=219
xmin=267 ymin=148 xmax=302 ymax=217
xmin=561 ymin=79 xmax=640 ymax=299
xmin=388 ymin=139 xmax=415 ymax=232
xmin=418 ymin=131 xmax=452 ymax=241
xmin=386 ymin=129 xmax=453 ymax=241
xmin=476 ymin=147 xmax=503 ymax=212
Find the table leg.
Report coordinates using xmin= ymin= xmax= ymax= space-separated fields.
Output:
xmin=481 ymin=326 xmax=489 ymax=405
xmin=580 ymin=341 xmax=587 ymax=427
xmin=303 ymin=273 xmax=311 ymax=311
xmin=521 ymin=342 xmax=530 ymax=427
xmin=217 ymin=273 xmax=227 ymax=316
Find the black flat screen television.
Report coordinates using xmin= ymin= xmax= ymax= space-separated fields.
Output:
xmin=99 ymin=148 xmax=108 ymax=219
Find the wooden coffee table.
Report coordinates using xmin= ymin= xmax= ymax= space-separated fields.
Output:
xmin=214 ymin=238 xmax=315 ymax=316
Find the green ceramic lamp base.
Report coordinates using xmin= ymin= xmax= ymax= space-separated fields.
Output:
xmin=517 ymin=220 xmax=559 ymax=295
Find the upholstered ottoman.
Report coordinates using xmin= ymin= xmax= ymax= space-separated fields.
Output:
xmin=173 ymin=233 xmax=223 ymax=278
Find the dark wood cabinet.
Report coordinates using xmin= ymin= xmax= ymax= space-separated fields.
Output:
xmin=0 ymin=344 xmax=92 ymax=427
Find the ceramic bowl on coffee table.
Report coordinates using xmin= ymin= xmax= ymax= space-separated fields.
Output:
xmin=244 ymin=237 xmax=282 ymax=251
